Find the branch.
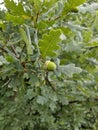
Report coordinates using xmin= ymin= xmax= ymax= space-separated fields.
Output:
xmin=85 ymin=45 xmax=98 ymax=51
xmin=53 ymin=15 xmax=61 ymax=21
xmin=45 ymin=71 xmax=56 ymax=91
xmin=69 ymin=98 xmax=98 ymax=104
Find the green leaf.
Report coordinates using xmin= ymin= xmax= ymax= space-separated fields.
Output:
xmin=79 ymin=3 xmax=98 ymax=14
xmin=37 ymin=96 xmax=48 ymax=105
xmin=65 ymin=41 xmax=82 ymax=54
xmin=43 ymin=0 xmax=58 ymax=11
xmin=39 ymin=29 xmax=62 ymax=58
xmin=68 ymin=0 xmax=86 ymax=7
xmin=25 ymin=89 xmax=36 ymax=100
xmin=36 ymin=20 xmax=55 ymax=31
xmin=20 ymin=26 xmax=33 ymax=58
xmin=49 ymin=102 xmax=56 ymax=111
xmin=0 ymin=56 xmax=9 ymax=66
xmin=62 ymin=0 xmax=86 ymax=16
xmin=59 ymin=64 xmax=82 ymax=77
xmin=6 ymin=13 xmax=24 ymax=25
xmin=4 ymin=0 xmax=25 ymax=16
xmin=0 ymin=21 xmax=5 ymax=29
xmin=0 ymin=116 xmax=4 ymax=121
xmin=29 ymin=0 xmax=42 ymax=12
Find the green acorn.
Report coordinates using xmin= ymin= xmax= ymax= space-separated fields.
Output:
xmin=70 ymin=7 xmax=78 ymax=13
xmin=44 ymin=60 xmax=56 ymax=71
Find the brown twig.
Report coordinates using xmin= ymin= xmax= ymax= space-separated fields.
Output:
xmin=45 ymin=71 xmax=56 ymax=91
xmin=54 ymin=15 xmax=61 ymax=21
xmin=35 ymin=12 xmax=39 ymax=23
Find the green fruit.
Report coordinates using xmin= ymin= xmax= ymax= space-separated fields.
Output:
xmin=44 ymin=60 xmax=56 ymax=71
xmin=71 ymin=7 xmax=78 ymax=13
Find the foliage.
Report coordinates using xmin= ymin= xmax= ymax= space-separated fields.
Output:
xmin=0 ymin=0 xmax=98 ymax=130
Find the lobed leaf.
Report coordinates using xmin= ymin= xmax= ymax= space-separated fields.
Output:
xmin=59 ymin=64 xmax=82 ymax=77
xmin=39 ymin=29 xmax=62 ymax=58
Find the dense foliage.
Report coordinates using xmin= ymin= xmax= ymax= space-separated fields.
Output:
xmin=0 ymin=0 xmax=98 ymax=130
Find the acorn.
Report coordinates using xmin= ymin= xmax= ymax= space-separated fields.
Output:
xmin=70 ymin=7 xmax=78 ymax=13
xmin=44 ymin=60 xmax=56 ymax=71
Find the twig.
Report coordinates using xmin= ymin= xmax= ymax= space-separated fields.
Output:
xmin=85 ymin=45 xmax=98 ymax=51
xmin=35 ymin=12 xmax=39 ymax=23
xmin=10 ymin=45 xmax=19 ymax=58
xmin=19 ymin=44 xmax=26 ymax=59
xmin=1 ymin=79 xmax=11 ymax=88
xmin=45 ymin=71 xmax=56 ymax=91
xmin=54 ymin=15 xmax=61 ymax=21
xmin=69 ymin=98 xmax=98 ymax=104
